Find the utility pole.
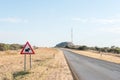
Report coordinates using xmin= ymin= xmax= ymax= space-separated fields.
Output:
xmin=71 ymin=28 xmax=73 ymax=43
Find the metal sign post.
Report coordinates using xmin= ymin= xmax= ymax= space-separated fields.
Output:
xmin=24 ymin=54 xmax=26 ymax=71
xmin=30 ymin=54 xmax=32 ymax=69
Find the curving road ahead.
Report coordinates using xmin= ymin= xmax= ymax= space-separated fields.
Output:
xmin=62 ymin=49 xmax=120 ymax=80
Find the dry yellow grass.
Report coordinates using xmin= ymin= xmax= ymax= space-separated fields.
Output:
xmin=68 ymin=49 xmax=120 ymax=64
xmin=0 ymin=48 xmax=73 ymax=80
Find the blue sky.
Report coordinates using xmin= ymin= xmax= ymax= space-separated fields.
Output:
xmin=1 ymin=0 xmax=120 ymax=47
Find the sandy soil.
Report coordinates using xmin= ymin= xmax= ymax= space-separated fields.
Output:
xmin=0 ymin=48 xmax=73 ymax=80
xmin=68 ymin=49 xmax=120 ymax=64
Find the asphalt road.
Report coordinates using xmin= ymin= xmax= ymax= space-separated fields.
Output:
xmin=62 ymin=49 xmax=120 ymax=80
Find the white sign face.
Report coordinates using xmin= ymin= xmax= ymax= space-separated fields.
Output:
xmin=20 ymin=42 xmax=35 ymax=54
xmin=22 ymin=44 xmax=33 ymax=53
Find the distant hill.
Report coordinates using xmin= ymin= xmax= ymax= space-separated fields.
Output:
xmin=55 ymin=42 xmax=74 ymax=48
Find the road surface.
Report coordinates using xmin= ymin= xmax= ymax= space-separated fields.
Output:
xmin=62 ymin=49 xmax=120 ymax=80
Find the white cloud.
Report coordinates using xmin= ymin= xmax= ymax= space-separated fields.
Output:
xmin=72 ymin=17 xmax=120 ymax=24
xmin=72 ymin=18 xmax=88 ymax=23
xmin=100 ymin=27 xmax=120 ymax=34
xmin=0 ymin=17 xmax=28 ymax=23
xmin=94 ymin=18 xmax=120 ymax=24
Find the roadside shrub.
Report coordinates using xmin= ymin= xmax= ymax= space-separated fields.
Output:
xmin=78 ymin=46 xmax=88 ymax=50
xmin=0 ymin=43 xmax=9 ymax=51
xmin=0 ymin=43 xmax=23 ymax=51
xmin=9 ymin=44 xmax=22 ymax=50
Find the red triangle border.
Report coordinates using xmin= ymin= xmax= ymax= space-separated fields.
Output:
xmin=20 ymin=41 xmax=35 ymax=54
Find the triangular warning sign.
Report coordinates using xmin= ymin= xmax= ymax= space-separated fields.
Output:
xmin=20 ymin=42 xmax=35 ymax=54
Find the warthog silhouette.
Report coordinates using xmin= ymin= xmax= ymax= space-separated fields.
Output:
xmin=25 ymin=48 xmax=30 ymax=52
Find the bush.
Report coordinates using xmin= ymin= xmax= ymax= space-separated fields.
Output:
xmin=0 ymin=43 xmax=9 ymax=51
xmin=9 ymin=44 xmax=22 ymax=50
xmin=0 ymin=43 xmax=23 ymax=51
xmin=78 ymin=46 xmax=88 ymax=50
